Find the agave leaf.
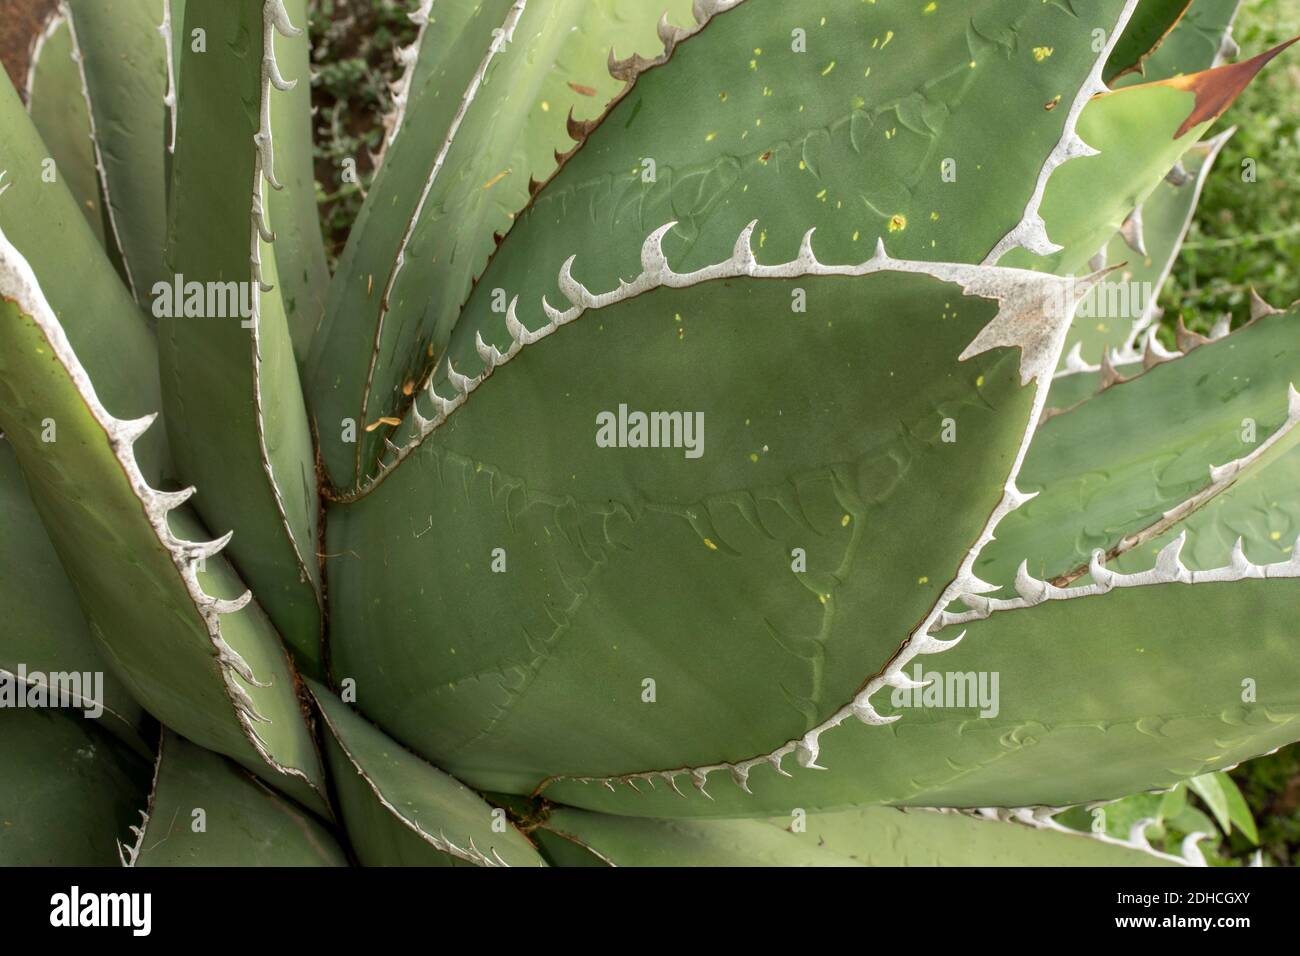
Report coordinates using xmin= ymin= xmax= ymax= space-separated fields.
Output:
xmin=1055 ymin=126 xmax=1232 ymax=379
xmin=543 ymin=542 xmax=1300 ymax=815
xmin=312 ymin=0 xmax=1138 ymax=490
xmin=310 ymin=682 xmax=544 ymax=867
xmin=1104 ymin=0 xmax=1192 ymax=83
xmin=124 ymin=731 xmax=347 ymax=866
xmin=160 ymin=0 xmax=323 ymax=669
xmin=327 ymin=214 xmax=1090 ymax=795
xmin=0 ymin=440 xmax=150 ymax=756
xmin=1106 ymin=443 xmax=1300 ymax=580
xmin=994 ymin=39 xmax=1294 ymax=276
xmin=1111 ymin=0 xmax=1244 ymax=88
xmin=308 ymin=0 xmax=700 ymax=489
xmin=0 ymin=75 xmax=166 ymax=482
xmin=63 ymin=0 xmax=170 ymax=304
xmin=536 ymin=805 xmax=1187 ymax=866
xmin=979 ymin=308 xmax=1300 ymax=589
xmin=0 ymin=235 xmax=328 ymax=816
xmin=24 ymin=8 xmax=104 ymax=245
xmin=0 ymin=709 xmax=151 ymax=866
xmin=265 ymin=0 xmax=328 ymax=363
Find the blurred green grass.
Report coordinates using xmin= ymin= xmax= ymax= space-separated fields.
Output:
xmin=1162 ymin=0 xmax=1300 ymax=332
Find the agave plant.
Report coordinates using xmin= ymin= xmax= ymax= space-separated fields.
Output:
xmin=1 ymin=0 xmax=1297 ymax=868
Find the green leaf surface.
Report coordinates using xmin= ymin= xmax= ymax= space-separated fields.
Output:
xmin=0 ymin=76 xmax=166 ymax=482
xmin=543 ymin=569 xmax=1300 ymax=816
xmin=0 ymin=240 xmax=327 ymax=815
xmin=537 ymin=805 xmax=1183 ymax=866
xmin=312 ymin=0 xmax=1134 ymax=490
xmin=328 ymin=243 xmax=1083 ymax=794
xmin=309 ymin=0 xmax=699 ymax=489
xmin=161 ymin=0 xmax=323 ymax=669
xmin=1186 ymin=771 xmax=1232 ymax=835
xmin=1112 ymin=0 xmax=1243 ymax=88
xmin=25 ymin=10 xmax=105 ymax=246
xmin=129 ymin=731 xmax=347 ymax=866
xmin=267 ymin=0 xmax=329 ymax=364
xmin=1059 ymin=127 xmax=1232 ymax=374
xmin=1105 ymin=0 xmax=1192 ymax=82
xmin=64 ymin=0 xmax=170 ymax=305
xmin=979 ymin=308 xmax=1300 ymax=589
xmin=0 ymin=439 xmax=150 ymax=755
xmin=311 ymin=682 xmax=544 ymax=866
xmin=996 ymin=42 xmax=1289 ymax=278
xmin=0 ymin=708 xmax=150 ymax=866
xmin=1217 ymin=770 xmax=1259 ymax=844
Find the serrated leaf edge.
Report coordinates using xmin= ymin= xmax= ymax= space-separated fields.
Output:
xmin=982 ymin=0 xmax=1141 ymax=264
xmin=0 ymin=224 xmax=316 ymax=797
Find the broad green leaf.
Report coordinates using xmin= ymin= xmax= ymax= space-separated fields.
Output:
xmin=25 ymin=10 xmax=104 ymax=246
xmin=543 ymin=565 xmax=1300 ymax=816
xmin=0 ymin=75 xmax=166 ymax=482
xmin=64 ymin=0 xmax=170 ymax=304
xmin=127 ymin=732 xmax=347 ymax=866
xmin=0 ymin=708 xmax=150 ymax=866
xmin=0 ymin=439 xmax=150 ymax=756
xmin=312 ymin=0 xmax=1135 ymax=490
xmin=1057 ymin=126 xmax=1232 ymax=376
xmin=310 ymin=682 xmax=544 ymax=866
xmin=161 ymin=0 xmax=323 ymax=669
xmin=997 ymin=40 xmax=1293 ymax=277
xmin=1104 ymin=0 xmax=1192 ymax=82
xmin=308 ymin=0 xmax=699 ymax=489
xmin=327 ymin=239 xmax=1085 ymax=794
xmin=0 ymin=237 xmax=327 ymax=816
xmin=536 ymin=805 xmax=1185 ymax=866
xmin=979 ymin=308 xmax=1300 ymax=589
xmin=1112 ymin=0 xmax=1243 ymax=88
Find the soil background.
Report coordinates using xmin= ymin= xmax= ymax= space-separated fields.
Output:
xmin=1 ymin=0 xmax=59 ymax=96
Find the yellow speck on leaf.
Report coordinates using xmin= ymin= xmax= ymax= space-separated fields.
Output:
xmin=841 ymin=514 xmax=851 ymax=527
xmin=852 ymin=229 xmax=860 ymax=241
xmin=704 ymin=538 xmax=718 ymax=551
xmin=481 ymin=168 xmax=510 ymax=189
xmin=1033 ymin=46 xmax=1054 ymax=62
xmin=705 ymin=131 xmax=717 ymax=142
xmin=924 ymin=1 xmax=937 ymax=12
xmin=930 ymin=211 xmax=939 ymax=221
xmin=918 ymin=576 xmax=929 ymax=585
xmin=888 ymin=213 xmax=907 ymax=232
xmin=719 ymin=91 xmax=728 ymax=102
xmin=818 ymin=594 xmax=828 ymax=605
xmin=822 ymin=60 xmax=836 ymax=76
xmin=882 ymin=30 xmax=894 ymax=47
xmin=541 ymin=100 xmax=550 ymax=112
xmin=749 ymin=453 xmax=759 ymax=462
xmin=1271 ymin=530 xmax=1283 ymax=541
xmin=976 ymin=375 xmax=985 ymax=387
